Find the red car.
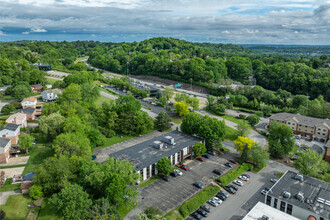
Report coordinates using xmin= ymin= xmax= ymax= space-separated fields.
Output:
xmin=180 ymin=165 xmax=189 ymax=171
xmin=197 ymin=157 xmax=205 ymax=162
xmin=229 ymin=159 xmax=238 ymax=164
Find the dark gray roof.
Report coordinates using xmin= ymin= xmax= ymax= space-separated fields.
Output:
xmin=1 ymin=123 xmax=19 ymax=132
xmin=110 ymin=130 xmax=202 ymax=170
xmin=268 ymin=170 xmax=330 ymax=219
xmin=0 ymin=137 xmax=10 ymax=148
xmin=270 ymin=113 xmax=330 ymax=128
xmin=18 ymin=107 xmax=36 ymax=114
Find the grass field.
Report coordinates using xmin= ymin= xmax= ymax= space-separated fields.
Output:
xmin=0 ymin=194 xmax=32 ymax=220
xmin=38 ymin=199 xmax=60 ymax=220
xmin=45 ymin=78 xmax=61 ymax=84
xmin=0 ymin=178 xmax=21 ymax=192
xmin=94 ymin=95 xmax=112 ymax=107
xmin=224 ymin=126 xmax=238 ymax=141
xmin=139 ymin=176 xmax=160 ymax=188
xmin=22 ymin=146 xmax=54 ymax=175
xmin=118 ymin=202 xmax=138 ymax=220
xmin=170 ymin=116 xmax=183 ymax=125
xmin=221 ymin=115 xmax=252 ymax=129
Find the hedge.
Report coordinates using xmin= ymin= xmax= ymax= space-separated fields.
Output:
xmin=216 ymin=163 xmax=253 ymax=186
xmin=179 ymin=185 xmax=220 ymax=218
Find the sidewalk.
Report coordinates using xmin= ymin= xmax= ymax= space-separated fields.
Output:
xmin=0 ymin=190 xmax=22 ymax=205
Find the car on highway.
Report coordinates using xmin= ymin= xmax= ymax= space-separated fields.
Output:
xmin=193 ymin=182 xmax=204 ymax=189
xmin=197 ymin=157 xmax=205 ymax=162
xmin=197 ymin=208 xmax=208 ymax=217
xmin=238 ymin=175 xmax=248 ymax=181
xmin=208 ymin=199 xmax=218 ymax=207
xmin=224 ymin=162 xmax=233 ymax=168
xmin=179 ymin=165 xmax=189 ymax=171
xmin=228 ymin=184 xmax=239 ymax=191
xmin=202 ymin=154 xmax=210 ymax=159
xmin=200 ymin=205 xmax=211 ymax=213
xmin=270 ymin=178 xmax=278 ymax=184
xmin=233 ymin=180 xmax=244 ymax=186
xmin=192 ymin=211 xmax=203 ymax=220
xmin=229 ymin=159 xmax=238 ymax=164
xmin=223 ymin=186 xmax=236 ymax=194
xmin=162 ymin=176 xmax=169 ymax=181
xmin=213 ymin=169 xmax=222 ymax=175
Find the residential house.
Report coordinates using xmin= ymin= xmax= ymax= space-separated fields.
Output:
xmin=265 ymin=170 xmax=329 ymax=220
xmin=21 ymin=97 xmax=37 ymax=109
xmin=6 ymin=113 xmax=27 ymax=128
xmin=41 ymin=89 xmax=59 ymax=102
xmin=0 ymin=137 xmax=11 ymax=164
xmin=33 ymin=63 xmax=51 ymax=70
xmin=0 ymin=123 xmax=20 ymax=145
xmin=325 ymin=140 xmax=330 ymax=162
xmin=269 ymin=113 xmax=330 ymax=143
xmin=18 ymin=107 xmax=37 ymax=121
xmin=30 ymin=84 xmax=43 ymax=92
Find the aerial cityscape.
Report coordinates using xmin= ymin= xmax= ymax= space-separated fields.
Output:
xmin=0 ymin=1 xmax=329 ymax=220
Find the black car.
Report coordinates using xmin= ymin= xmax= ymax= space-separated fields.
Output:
xmin=170 ymin=172 xmax=179 ymax=177
xmin=213 ymin=169 xmax=222 ymax=175
xmin=216 ymin=193 xmax=227 ymax=201
xmin=200 ymin=205 xmax=211 ymax=213
xmin=197 ymin=208 xmax=208 ymax=217
xmin=192 ymin=212 xmax=203 ymax=220
xmin=219 ymin=191 xmax=229 ymax=198
xmin=229 ymin=184 xmax=239 ymax=191
xmin=224 ymin=162 xmax=233 ymax=168
xmin=207 ymin=151 xmax=216 ymax=156
xmin=223 ymin=186 xmax=236 ymax=194
xmin=162 ymin=176 xmax=169 ymax=181
xmin=193 ymin=182 xmax=204 ymax=189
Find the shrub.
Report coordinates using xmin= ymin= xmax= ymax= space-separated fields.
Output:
xmin=255 ymin=111 xmax=264 ymax=117
xmin=216 ymin=163 xmax=253 ymax=186
xmin=29 ymin=185 xmax=44 ymax=200
xmin=0 ymin=210 xmax=5 ymax=220
xmin=238 ymin=114 xmax=246 ymax=120
xmin=179 ymin=185 xmax=219 ymax=218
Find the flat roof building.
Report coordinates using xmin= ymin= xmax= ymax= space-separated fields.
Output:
xmin=265 ymin=170 xmax=330 ymax=220
xmin=110 ymin=130 xmax=202 ymax=182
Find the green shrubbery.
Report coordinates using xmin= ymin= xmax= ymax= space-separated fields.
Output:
xmin=179 ymin=185 xmax=220 ymax=218
xmin=216 ymin=163 xmax=253 ymax=186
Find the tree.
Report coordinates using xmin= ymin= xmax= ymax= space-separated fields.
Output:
xmin=249 ymin=144 xmax=269 ymax=167
xmin=13 ymin=84 xmax=31 ymax=100
xmin=180 ymin=112 xmax=201 ymax=135
xmin=0 ymin=210 xmax=5 ymax=220
xmin=292 ymin=95 xmax=308 ymax=108
xmin=60 ymin=83 xmax=82 ymax=103
xmin=268 ymin=122 xmax=295 ymax=158
xmin=226 ymin=57 xmax=252 ymax=83
xmin=18 ymin=133 xmax=34 ymax=153
xmin=90 ymin=198 xmax=120 ymax=220
xmin=293 ymin=149 xmax=327 ymax=176
xmin=29 ymin=185 xmax=43 ymax=200
xmin=246 ymin=114 xmax=260 ymax=126
xmin=234 ymin=136 xmax=255 ymax=159
xmin=39 ymin=112 xmax=66 ymax=140
xmin=162 ymin=87 xmax=174 ymax=100
xmin=81 ymin=83 xmax=100 ymax=103
xmin=198 ymin=116 xmax=225 ymax=147
xmin=144 ymin=206 xmax=163 ymax=219
xmin=236 ymin=121 xmax=251 ymax=137
xmin=174 ymin=101 xmax=189 ymax=116
xmin=1 ymin=104 xmax=15 ymax=114
xmin=115 ymin=95 xmax=141 ymax=114
xmin=158 ymin=96 xmax=167 ymax=107
xmin=156 ymin=157 xmax=172 ymax=176
xmin=155 ymin=111 xmax=171 ymax=131
xmin=189 ymin=97 xmax=199 ymax=110
xmin=206 ymin=96 xmax=216 ymax=109
xmin=193 ymin=143 xmax=207 ymax=157
xmin=50 ymin=184 xmax=92 ymax=220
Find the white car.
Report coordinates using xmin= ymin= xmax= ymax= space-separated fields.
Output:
xmin=208 ymin=199 xmax=218 ymax=207
xmin=174 ymin=169 xmax=183 ymax=176
xmin=233 ymin=180 xmax=244 ymax=186
xmin=212 ymin=197 xmax=222 ymax=204
xmin=238 ymin=175 xmax=248 ymax=181
xmin=261 ymin=189 xmax=268 ymax=195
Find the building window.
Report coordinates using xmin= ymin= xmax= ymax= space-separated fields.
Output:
xmin=286 ymin=204 xmax=292 ymax=215
xmin=320 ymin=217 xmax=324 ymax=220
xmin=318 ymin=128 xmax=321 ymax=131
xmin=288 ymin=122 xmax=291 ymax=125
xmin=266 ymin=195 xmax=272 ymax=205
xmin=299 ymin=128 xmax=301 ymax=131
xmin=282 ymin=121 xmax=285 ymax=123
xmin=280 ymin=201 xmax=286 ymax=212
xmin=177 ymin=151 xmax=181 ymax=163
xmin=140 ymin=169 xmax=144 ymax=180
xmin=304 ymin=129 xmax=307 ymax=132
xmin=292 ymin=127 xmax=295 ymax=129
xmin=305 ymin=125 xmax=308 ymax=128
xmin=274 ymin=198 xmax=278 ymax=209
xmin=323 ymin=133 xmax=326 ymax=136
xmin=146 ymin=167 xmax=150 ymax=178
xmin=292 ymin=123 xmax=295 ymax=125
xmin=152 ymin=164 xmax=156 ymax=176
xmin=323 ymin=129 xmax=326 ymax=132
xmin=299 ymin=124 xmax=302 ymax=126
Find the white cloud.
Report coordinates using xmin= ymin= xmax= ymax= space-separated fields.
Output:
xmin=30 ymin=27 xmax=47 ymax=33
xmin=22 ymin=31 xmax=29 ymax=34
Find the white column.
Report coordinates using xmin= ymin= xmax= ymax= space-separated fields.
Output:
xmin=143 ymin=167 xmax=147 ymax=181
xmin=149 ymin=165 xmax=152 ymax=178
xmin=174 ymin=153 xmax=178 ymax=164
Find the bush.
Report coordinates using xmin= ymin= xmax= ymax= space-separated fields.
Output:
xmin=255 ymin=111 xmax=264 ymax=117
xmin=179 ymin=185 xmax=219 ymax=218
xmin=238 ymin=114 xmax=246 ymax=120
xmin=29 ymin=185 xmax=44 ymax=200
xmin=0 ymin=210 xmax=5 ymax=219
xmin=216 ymin=163 xmax=253 ymax=186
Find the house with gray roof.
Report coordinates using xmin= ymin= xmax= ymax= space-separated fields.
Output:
xmin=41 ymin=89 xmax=60 ymax=102
xmin=109 ymin=130 xmax=202 ymax=182
xmin=18 ymin=107 xmax=37 ymax=121
xmin=0 ymin=123 xmax=20 ymax=145
xmin=0 ymin=137 xmax=11 ymax=164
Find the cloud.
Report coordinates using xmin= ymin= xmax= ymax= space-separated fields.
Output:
xmin=22 ymin=31 xmax=29 ymax=34
xmin=30 ymin=27 xmax=47 ymax=33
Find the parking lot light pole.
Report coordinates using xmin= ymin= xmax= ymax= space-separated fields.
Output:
xmin=190 ymin=78 xmax=192 ymax=91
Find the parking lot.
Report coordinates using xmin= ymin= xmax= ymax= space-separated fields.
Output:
xmin=129 ymin=152 xmax=237 ymax=218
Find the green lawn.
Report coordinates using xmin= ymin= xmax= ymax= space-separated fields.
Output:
xmin=38 ymin=198 xmax=60 ymax=220
xmin=101 ymin=135 xmax=135 ymax=148
xmin=170 ymin=116 xmax=183 ymax=125
xmin=224 ymin=126 xmax=238 ymax=141
xmin=1 ymin=95 xmax=14 ymax=101
xmin=221 ymin=115 xmax=252 ymax=129
xmin=139 ymin=176 xmax=160 ymax=188
xmin=22 ymin=146 xmax=54 ymax=175
xmin=45 ymin=78 xmax=61 ymax=84
xmin=95 ymin=95 xmax=112 ymax=107
xmin=117 ymin=202 xmax=138 ymax=220
xmin=0 ymin=178 xmax=21 ymax=192
xmin=0 ymin=194 xmax=32 ymax=220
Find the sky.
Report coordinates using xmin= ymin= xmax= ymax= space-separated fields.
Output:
xmin=0 ymin=0 xmax=329 ymax=44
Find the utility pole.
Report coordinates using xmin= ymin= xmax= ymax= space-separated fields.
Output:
xmin=190 ymin=78 xmax=193 ymax=91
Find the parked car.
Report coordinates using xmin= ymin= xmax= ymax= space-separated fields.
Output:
xmin=229 ymin=184 xmax=239 ymax=191
xmin=202 ymin=154 xmax=210 ymax=159
xmin=207 ymin=151 xmax=216 ymax=156
xmin=239 ymin=175 xmax=248 ymax=181
xmin=197 ymin=208 xmax=208 ymax=217
xmin=229 ymin=159 xmax=238 ymax=164
xmin=200 ymin=205 xmax=211 ymax=213
xmin=233 ymin=180 xmax=244 ymax=186
xmin=261 ymin=189 xmax=268 ymax=195
xmin=208 ymin=199 xmax=218 ymax=207
xmin=270 ymin=178 xmax=278 ymax=184
xmin=192 ymin=212 xmax=203 ymax=220
xmin=212 ymin=197 xmax=222 ymax=204
xmin=170 ymin=171 xmax=179 ymax=177
xmin=223 ymin=186 xmax=236 ymax=194
xmin=197 ymin=157 xmax=205 ymax=162
xmin=218 ymin=190 xmax=229 ymax=198
xmin=213 ymin=169 xmax=222 ymax=175
xmin=242 ymin=173 xmax=250 ymax=178
xmin=193 ymin=182 xmax=204 ymax=189
xmin=174 ymin=169 xmax=183 ymax=176
xmin=224 ymin=162 xmax=233 ymax=168
xmin=216 ymin=193 xmax=226 ymax=201
xmin=162 ymin=176 xmax=169 ymax=181
xmin=180 ymin=165 xmax=189 ymax=171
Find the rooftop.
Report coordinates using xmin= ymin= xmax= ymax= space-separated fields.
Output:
xmin=268 ymin=170 xmax=330 ymax=219
xmin=18 ymin=107 xmax=36 ymax=114
xmin=6 ymin=113 xmax=26 ymax=121
xmin=22 ymin=97 xmax=37 ymax=103
xmin=270 ymin=113 xmax=330 ymax=128
xmin=243 ymin=202 xmax=300 ymax=220
xmin=110 ymin=130 xmax=202 ymax=170
xmin=1 ymin=123 xmax=20 ymax=132
xmin=0 ymin=137 xmax=10 ymax=148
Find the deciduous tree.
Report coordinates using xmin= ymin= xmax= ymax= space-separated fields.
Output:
xmin=18 ymin=133 xmax=34 ymax=153
xmin=193 ymin=143 xmax=207 ymax=157
xmin=268 ymin=122 xmax=295 ymax=158
xmin=156 ymin=157 xmax=172 ymax=176
xmin=155 ymin=111 xmax=171 ymax=131
xmin=174 ymin=101 xmax=189 ymax=116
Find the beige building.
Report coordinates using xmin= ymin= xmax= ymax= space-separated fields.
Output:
xmin=6 ymin=113 xmax=27 ymax=128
